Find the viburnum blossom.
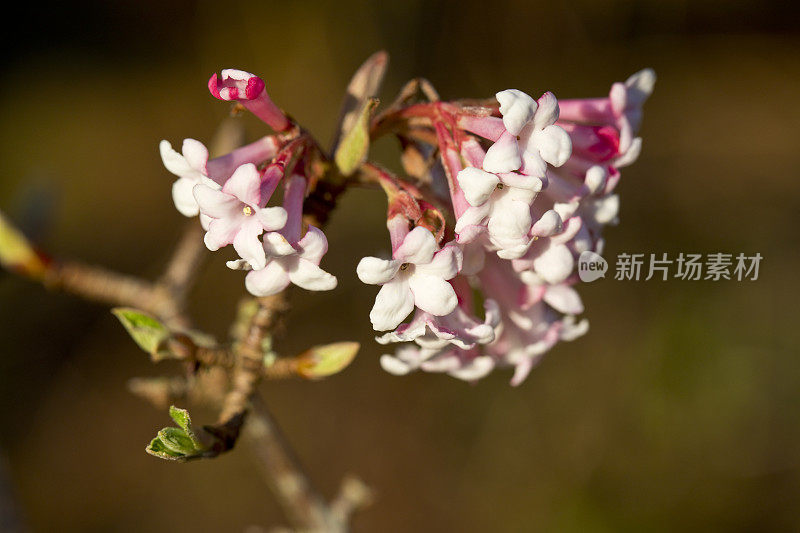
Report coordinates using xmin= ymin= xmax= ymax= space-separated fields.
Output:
xmin=193 ymin=163 xmax=287 ymax=269
xmin=208 ymin=69 xmax=291 ymax=132
xmin=158 ymin=59 xmax=653 ymax=385
xmin=357 ymin=225 xmax=462 ymax=331
xmin=159 ymin=136 xmax=279 ymax=217
xmin=236 ymin=176 xmax=337 ymax=296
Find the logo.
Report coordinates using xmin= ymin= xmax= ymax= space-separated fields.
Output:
xmin=578 ymin=251 xmax=608 ymax=282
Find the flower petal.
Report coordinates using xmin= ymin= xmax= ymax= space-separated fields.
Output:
xmin=532 ymin=243 xmax=574 ymax=284
xmin=204 ymin=216 xmax=240 ymax=251
xmin=160 ymin=140 xmax=197 ymax=179
xmin=457 ymin=167 xmax=499 ymax=206
xmin=534 ymin=124 xmax=572 ymax=167
xmin=245 ymin=261 xmax=291 ymax=297
xmin=296 ymin=226 xmax=328 ymax=264
xmin=414 ymin=244 xmax=462 ymax=280
xmin=193 ymin=184 xmax=240 ymax=219
xmin=482 ymin=131 xmax=522 ymax=174
xmin=496 ymin=89 xmax=536 ymax=136
xmin=543 ymin=285 xmax=584 ymax=315
xmin=532 ymin=91 xmax=559 ymax=130
xmin=181 ymin=139 xmax=209 ymax=173
xmin=408 ymin=275 xmax=458 ymax=316
xmin=357 ymin=257 xmax=401 ymax=285
xmin=172 ymin=178 xmax=200 ymax=217
xmin=394 ymin=226 xmax=438 ymax=265
xmin=380 ymin=354 xmax=414 ymax=376
xmin=233 ymin=218 xmax=267 ymax=270
xmin=454 ymin=204 xmax=490 ymax=234
xmin=263 ymin=231 xmax=297 ymax=256
xmin=257 ymin=206 xmax=288 ymax=232
xmin=370 ymin=280 xmax=415 ymax=331
xmin=288 ymin=259 xmax=337 ymax=291
xmin=222 ymin=163 xmax=262 ymax=206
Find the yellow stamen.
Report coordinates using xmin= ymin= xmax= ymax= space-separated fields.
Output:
xmin=242 ymin=206 xmax=253 ymax=216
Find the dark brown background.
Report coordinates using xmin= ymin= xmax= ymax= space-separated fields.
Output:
xmin=1 ymin=0 xmax=799 ymax=531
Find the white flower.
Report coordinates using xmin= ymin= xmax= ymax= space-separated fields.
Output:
xmin=160 ymin=139 xmax=219 ymax=217
xmin=483 ymin=91 xmax=572 ymax=177
xmin=239 ymin=227 xmax=338 ymax=296
xmin=357 ymin=227 xmax=462 ymax=331
xmin=193 ymin=163 xmax=287 ymax=269
xmin=455 ymin=167 xmax=543 ymax=258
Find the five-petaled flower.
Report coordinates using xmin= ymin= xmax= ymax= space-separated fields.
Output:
xmin=193 ymin=163 xmax=287 ymax=269
xmin=357 ymin=227 xmax=462 ymax=331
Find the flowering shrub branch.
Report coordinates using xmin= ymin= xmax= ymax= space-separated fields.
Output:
xmin=0 ymin=50 xmax=653 ymax=531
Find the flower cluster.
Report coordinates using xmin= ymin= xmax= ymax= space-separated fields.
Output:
xmin=160 ymin=63 xmax=653 ymax=385
xmin=362 ymin=70 xmax=654 ymax=384
xmin=160 ymin=69 xmax=337 ymax=297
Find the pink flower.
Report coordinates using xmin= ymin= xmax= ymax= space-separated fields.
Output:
xmin=193 ymin=163 xmax=287 ymax=269
xmin=357 ymin=226 xmax=462 ymax=331
xmin=208 ymin=69 xmax=291 ymax=132
xmin=230 ymin=175 xmax=337 ymax=297
xmin=242 ymin=226 xmax=337 ymax=296
xmin=160 ymin=136 xmax=279 ymax=217
xmin=376 ymin=297 xmax=500 ymax=350
xmin=380 ymin=344 xmax=496 ymax=382
xmin=462 ymin=91 xmax=572 ymax=177
xmin=557 ymin=69 xmax=655 ymax=156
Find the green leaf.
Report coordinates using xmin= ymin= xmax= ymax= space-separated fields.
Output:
xmin=145 ymin=406 xmax=209 ymax=462
xmin=146 ymin=436 xmax=186 ymax=461
xmin=169 ymin=406 xmax=204 ymax=449
xmin=297 ymin=342 xmax=360 ymax=379
xmin=112 ymin=308 xmax=170 ymax=358
xmin=158 ymin=427 xmax=197 ymax=455
xmin=0 ymin=210 xmax=46 ymax=279
xmin=334 ymin=98 xmax=378 ymax=176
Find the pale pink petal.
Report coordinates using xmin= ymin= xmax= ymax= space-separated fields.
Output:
xmin=222 ymin=163 xmax=262 ymax=206
xmin=380 ymin=355 xmax=414 ymax=375
xmin=532 ymin=92 xmax=560 ymax=130
xmin=408 ymin=275 xmax=458 ymax=316
xmin=487 ymin=200 xmax=532 ymax=241
xmin=454 ymin=204 xmax=490 ymax=234
xmin=233 ymin=218 xmax=267 ymax=270
xmin=449 ymin=356 xmax=494 ymax=382
xmin=181 ymin=139 xmax=209 ymax=172
xmin=263 ymin=232 xmax=296 ymax=256
xmin=160 ymin=140 xmax=196 ymax=179
xmin=296 ymin=226 xmax=328 ymax=264
xmin=414 ymin=245 xmax=462 ymax=280
xmin=288 ymin=259 xmax=337 ymax=291
xmin=257 ymin=206 xmax=287 ymax=232
xmin=532 ymin=243 xmax=574 ymax=284
xmin=531 ymin=210 xmax=563 ymax=237
xmin=204 ymin=216 xmax=240 ymax=251
xmin=482 ymin=131 xmax=522 ymax=174
xmin=357 ymin=257 xmax=401 ymax=285
xmin=393 ymin=226 xmax=438 ymax=265
xmin=172 ymin=178 xmax=200 ymax=217
xmin=533 ymin=125 xmax=572 ymax=167
xmin=457 ymin=167 xmax=499 ymax=206
xmin=520 ymin=149 xmax=547 ymax=178
xmin=496 ymin=89 xmax=536 ymax=136
xmin=193 ymin=184 xmax=240 ymax=219
xmin=245 ymin=261 xmax=290 ymax=297
xmin=370 ymin=280 xmax=415 ymax=331
xmin=543 ymin=285 xmax=584 ymax=315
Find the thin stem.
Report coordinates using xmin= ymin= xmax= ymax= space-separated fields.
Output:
xmin=159 ymin=222 xmax=208 ymax=300
xmin=243 ymin=394 xmax=334 ymax=531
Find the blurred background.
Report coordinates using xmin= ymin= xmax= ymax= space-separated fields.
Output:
xmin=1 ymin=0 xmax=799 ymax=531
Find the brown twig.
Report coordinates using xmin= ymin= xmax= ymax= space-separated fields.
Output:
xmin=244 ymin=394 xmax=335 ymax=531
